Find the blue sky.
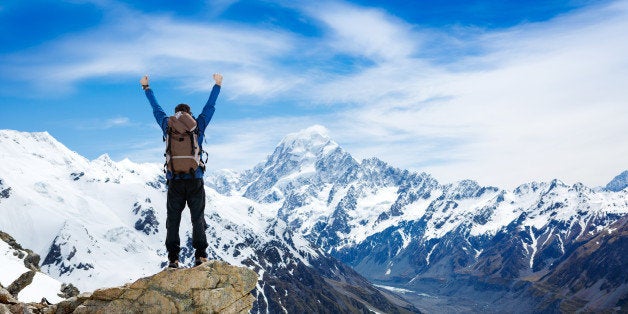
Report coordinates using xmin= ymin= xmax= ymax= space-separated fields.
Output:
xmin=1 ymin=0 xmax=627 ymax=189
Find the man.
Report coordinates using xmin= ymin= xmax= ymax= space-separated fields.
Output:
xmin=140 ymin=73 xmax=222 ymax=268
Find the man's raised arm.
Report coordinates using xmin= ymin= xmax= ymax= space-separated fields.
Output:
xmin=197 ymin=73 xmax=222 ymax=134
xmin=141 ymin=75 xmax=168 ymax=135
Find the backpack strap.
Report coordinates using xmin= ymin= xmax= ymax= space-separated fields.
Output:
xmin=166 ymin=128 xmax=176 ymax=175
xmin=165 ymin=127 xmax=173 ymax=154
xmin=188 ymin=131 xmax=195 ymax=155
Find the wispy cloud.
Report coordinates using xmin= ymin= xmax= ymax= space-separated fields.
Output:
xmin=301 ymin=0 xmax=628 ymax=188
xmin=103 ymin=117 xmax=131 ymax=128
xmin=210 ymin=0 xmax=627 ymax=188
xmin=58 ymin=116 xmax=136 ymax=131
xmin=299 ymin=1 xmax=419 ymax=62
xmin=0 ymin=1 xmax=300 ymax=96
xmin=3 ymin=0 xmax=627 ymax=189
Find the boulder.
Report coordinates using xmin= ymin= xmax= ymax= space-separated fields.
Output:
xmin=57 ymin=283 xmax=80 ymax=299
xmin=7 ymin=271 xmax=36 ymax=297
xmin=0 ymin=287 xmax=18 ymax=304
xmin=74 ymin=260 xmax=256 ymax=313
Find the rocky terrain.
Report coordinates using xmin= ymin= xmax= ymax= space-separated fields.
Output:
xmin=1 ymin=260 xmax=257 ymax=313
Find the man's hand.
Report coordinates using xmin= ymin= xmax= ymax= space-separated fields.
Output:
xmin=213 ymin=73 xmax=223 ymax=86
xmin=140 ymin=75 xmax=149 ymax=90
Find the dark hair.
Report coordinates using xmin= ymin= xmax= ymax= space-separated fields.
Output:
xmin=175 ymin=104 xmax=191 ymax=114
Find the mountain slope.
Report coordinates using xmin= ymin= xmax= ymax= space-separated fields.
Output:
xmin=0 ymin=129 xmax=416 ymax=313
xmin=606 ymin=170 xmax=628 ymax=192
xmin=205 ymin=125 xmax=628 ymax=312
xmin=3 ymin=126 xmax=625 ymax=312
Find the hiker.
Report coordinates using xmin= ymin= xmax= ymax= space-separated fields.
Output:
xmin=140 ymin=73 xmax=222 ymax=268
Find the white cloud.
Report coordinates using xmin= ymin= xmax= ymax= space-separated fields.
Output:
xmin=205 ymin=0 xmax=240 ymax=17
xmin=0 ymin=2 xmax=299 ymax=96
xmin=140 ymin=0 xmax=628 ymax=189
xmin=3 ymin=0 xmax=627 ymax=189
xmin=300 ymin=1 xmax=418 ymax=62
xmin=104 ymin=117 xmax=131 ymax=128
xmin=302 ymin=1 xmax=628 ymax=188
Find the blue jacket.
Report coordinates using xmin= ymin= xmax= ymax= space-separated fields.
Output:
xmin=145 ymin=85 xmax=221 ymax=179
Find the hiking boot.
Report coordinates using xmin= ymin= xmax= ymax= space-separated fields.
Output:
xmin=168 ymin=260 xmax=179 ymax=269
xmin=195 ymin=257 xmax=208 ymax=266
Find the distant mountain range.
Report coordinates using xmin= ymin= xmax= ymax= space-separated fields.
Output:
xmin=0 ymin=126 xmax=626 ymax=312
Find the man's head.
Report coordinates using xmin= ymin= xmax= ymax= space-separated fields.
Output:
xmin=175 ymin=104 xmax=191 ymax=115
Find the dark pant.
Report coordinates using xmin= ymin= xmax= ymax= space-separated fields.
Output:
xmin=166 ymin=179 xmax=208 ymax=262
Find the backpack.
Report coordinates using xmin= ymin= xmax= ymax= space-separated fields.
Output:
xmin=164 ymin=112 xmax=204 ymax=176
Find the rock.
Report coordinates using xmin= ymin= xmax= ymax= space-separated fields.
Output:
xmin=0 ymin=231 xmax=41 ymax=271
xmin=7 ymin=271 xmax=36 ymax=297
xmin=0 ymin=260 xmax=257 ymax=314
xmin=23 ymin=252 xmax=41 ymax=271
xmin=0 ymin=304 xmax=10 ymax=314
xmin=51 ymin=293 xmax=92 ymax=314
xmin=0 ymin=287 xmax=18 ymax=304
xmin=71 ymin=260 xmax=257 ymax=313
xmin=57 ymin=283 xmax=80 ymax=299
xmin=8 ymin=303 xmax=35 ymax=314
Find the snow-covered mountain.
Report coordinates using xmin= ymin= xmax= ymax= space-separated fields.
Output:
xmin=0 ymin=129 xmax=415 ymax=313
xmin=205 ymin=125 xmax=628 ymax=312
xmin=1 ymin=126 xmax=626 ymax=312
xmin=606 ymin=170 xmax=628 ymax=192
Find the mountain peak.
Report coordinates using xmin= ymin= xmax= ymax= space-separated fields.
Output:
xmin=0 ymin=130 xmax=60 ymax=148
xmin=273 ymin=125 xmax=338 ymax=159
xmin=94 ymin=153 xmax=113 ymax=162
xmin=606 ymin=170 xmax=628 ymax=192
xmin=280 ymin=125 xmax=331 ymax=145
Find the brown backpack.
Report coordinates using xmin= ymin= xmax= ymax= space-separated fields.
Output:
xmin=165 ymin=112 xmax=203 ymax=175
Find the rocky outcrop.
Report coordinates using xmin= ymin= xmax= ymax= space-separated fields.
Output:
xmin=529 ymin=216 xmax=628 ymax=312
xmin=0 ymin=286 xmax=18 ymax=305
xmin=0 ymin=260 xmax=257 ymax=314
xmin=0 ymin=231 xmax=40 ymax=271
xmin=6 ymin=271 xmax=36 ymax=298
xmin=57 ymin=284 xmax=79 ymax=299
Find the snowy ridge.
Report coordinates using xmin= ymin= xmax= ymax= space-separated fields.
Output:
xmin=216 ymin=124 xmax=624 ymax=253
xmin=606 ymin=170 xmax=628 ymax=192
xmin=199 ymin=125 xmax=628 ymax=305
xmin=0 ymin=129 xmax=323 ymax=292
xmin=1 ymin=127 xmax=625 ymax=311
xmin=0 ymin=129 xmax=408 ymax=313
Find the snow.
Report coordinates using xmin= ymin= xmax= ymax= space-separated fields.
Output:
xmin=0 ymin=239 xmax=29 ymax=286
xmin=528 ymin=227 xmax=538 ymax=269
xmin=280 ymin=125 xmax=330 ymax=147
xmin=374 ymin=284 xmax=414 ymax=294
xmin=0 ymin=237 xmax=64 ymax=303
xmin=558 ymin=234 xmax=565 ymax=254
xmin=424 ymin=189 xmax=501 ymax=240
xmin=18 ymin=272 xmax=64 ymax=303
xmin=402 ymin=191 xmax=439 ymax=222
xmin=426 ymin=243 xmax=438 ymax=266
xmin=469 ymin=191 xmax=536 ymax=236
xmin=349 ymin=187 xmax=399 ymax=244
xmin=397 ymin=230 xmax=411 ymax=250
